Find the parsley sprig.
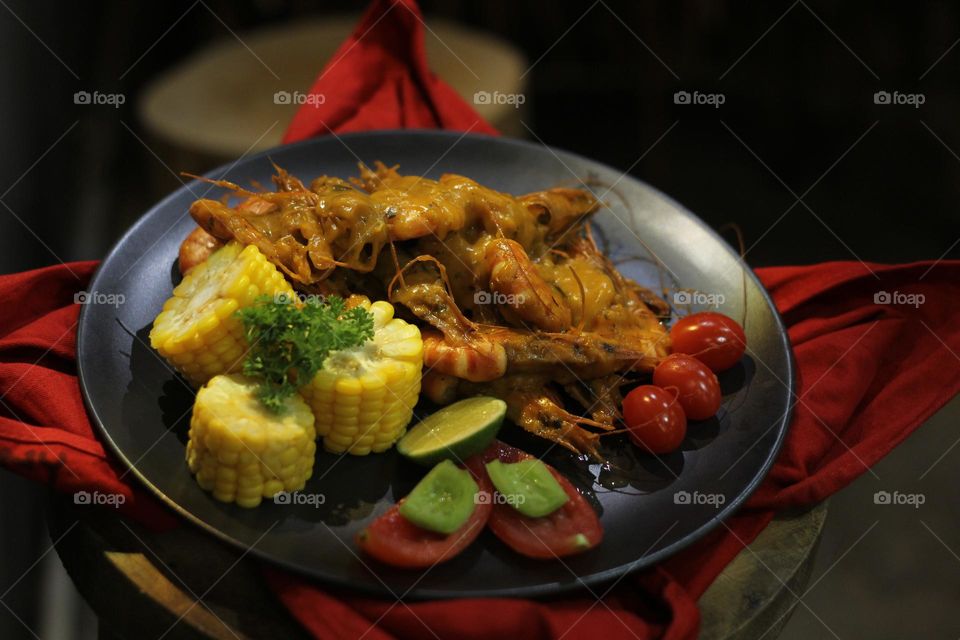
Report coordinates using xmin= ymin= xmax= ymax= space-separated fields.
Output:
xmin=237 ymin=294 xmax=374 ymax=412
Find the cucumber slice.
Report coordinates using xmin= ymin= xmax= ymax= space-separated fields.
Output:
xmin=397 ymin=397 xmax=506 ymax=466
xmin=398 ymin=460 xmax=479 ymax=534
xmin=485 ymin=459 xmax=569 ymax=517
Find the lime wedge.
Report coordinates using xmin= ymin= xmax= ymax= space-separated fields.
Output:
xmin=397 ymin=397 xmax=506 ymax=466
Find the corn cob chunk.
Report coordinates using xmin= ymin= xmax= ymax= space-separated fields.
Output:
xmin=150 ymin=241 xmax=294 ymax=386
xmin=300 ymin=300 xmax=423 ymax=455
xmin=187 ymin=374 xmax=316 ymax=508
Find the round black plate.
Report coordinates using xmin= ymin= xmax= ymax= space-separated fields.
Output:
xmin=77 ymin=131 xmax=794 ymax=599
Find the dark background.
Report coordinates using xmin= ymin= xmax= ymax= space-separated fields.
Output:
xmin=2 ymin=0 xmax=958 ymax=274
xmin=0 ymin=1 xmax=958 ymax=639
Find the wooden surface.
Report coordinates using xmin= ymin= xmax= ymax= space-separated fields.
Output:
xmin=700 ymin=502 xmax=828 ymax=639
xmin=49 ymin=497 xmax=826 ymax=639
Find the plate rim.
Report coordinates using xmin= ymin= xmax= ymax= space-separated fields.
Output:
xmin=77 ymin=129 xmax=795 ymax=599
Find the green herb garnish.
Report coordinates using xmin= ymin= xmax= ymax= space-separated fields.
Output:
xmin=236 ymin=294 xmax=374 ymax=412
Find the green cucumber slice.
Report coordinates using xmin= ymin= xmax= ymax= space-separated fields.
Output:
xmin=484 ymin=459 xmax=569 ymax=518
xmin=398 ymin=460 xmax=479 ymax=534
xmin=397 ymin=396 xmax=506 ymax=466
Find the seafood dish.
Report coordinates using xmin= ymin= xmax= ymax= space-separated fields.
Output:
xmin=147 ymin=161 xmax=746 ymax=566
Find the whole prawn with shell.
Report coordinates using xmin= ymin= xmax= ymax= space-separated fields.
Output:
xmin=182 ymin=162 xmax=671 ymax=459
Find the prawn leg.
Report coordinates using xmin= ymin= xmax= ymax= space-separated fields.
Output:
xmin=464 ymin=377 xmax=611 ymax=460
xmin=563 ymin=374 xmax=624 ymax=427
xmin=509 ymin=392 xmax=608 ymax=459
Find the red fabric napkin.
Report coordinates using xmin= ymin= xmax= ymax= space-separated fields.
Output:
xmin=282 ymin=0 xmax=497 ymax=141
xmin=0 ymin=262 xmax=177 ymax=527
xmin=1 ymin=1 xmax=959 ymax=639
xmin=2 ymin=257 xmax=957 ymax=639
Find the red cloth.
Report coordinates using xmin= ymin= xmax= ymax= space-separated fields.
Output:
xmin=2 ymin=1 xmax=959 ymax=638
xmin=282 ymin=0 xmax=497 ymax=141
xmin=0 ymin=262 xmax=176 ymax=527
xmin=2 ymin=259 xmax=958 ymax=639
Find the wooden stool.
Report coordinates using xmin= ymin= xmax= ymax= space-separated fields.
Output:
xmin=137 ymin=15 xmax=528 ymax=180
xmin=50 ymin=496 xmax=827 ymax=639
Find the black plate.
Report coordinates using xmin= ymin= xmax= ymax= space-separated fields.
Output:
xmin=77 ymin=131 xmax=794 ymax=599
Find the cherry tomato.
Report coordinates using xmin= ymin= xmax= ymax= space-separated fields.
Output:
xmin=669 ymin=312 xmax=746 ymax=372
xmin=356 ymin=459 xmax=492 ymax=568
xmin=480 ymin=441 xmax=602 ymax=558
xmin=653 ymin=354 xmax=722 ymax=420
xmin=621 ymin=385 xmax=687 ymax=454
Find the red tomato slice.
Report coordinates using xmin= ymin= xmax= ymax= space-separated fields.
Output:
xmin=479 ymin=441 xmax=603 ymax=559
xmin=356 ymin=460 xmax=492 ymax=569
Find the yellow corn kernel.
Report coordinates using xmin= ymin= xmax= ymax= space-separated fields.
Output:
xmin=150 ymin=242 xmax=294 ymax=386
xmin=187 ymin=374 xmax=315 ymax=508
xmin=300 ymin=300 xmax=423 ymax=455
